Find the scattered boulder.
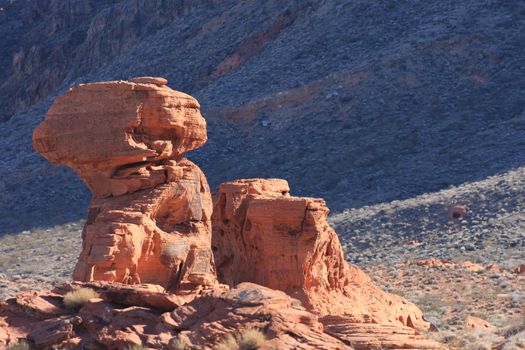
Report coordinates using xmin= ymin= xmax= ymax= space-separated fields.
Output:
xmin=485 ymin=264 xmax=504 ymax=273
xmin=461 ymin=261 xmax=485 ymax=272
xmin=449 ymin=205 xmax=468 ymax=221
xmin=417 ymin=258 xmax=456 ymax=268
xmin=33 ymin=79 xmax=216 ymax=291
xmin=28 ymin=315 xmax=81 ymax=348
xmin=14 ymin=291 xmax=69 ymax=318
xmin=464 ymin=316 xmax=495 ymax=329
xmin=514 ymin=264 xmax=525 ymax=274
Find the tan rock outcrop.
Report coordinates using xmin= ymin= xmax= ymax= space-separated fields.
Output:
xmin=33 ymin=78 xmax=216 ymax=291
xmin=212 ymin=179 xmax=440 ymax=348
xmin=464 ymin=315 xmax=494 ymax=329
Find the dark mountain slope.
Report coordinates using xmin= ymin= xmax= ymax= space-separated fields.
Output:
xmin=1 ymin=0 xmax=524 ymax=234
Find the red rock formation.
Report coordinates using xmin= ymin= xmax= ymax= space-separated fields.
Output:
xmin=417 ymin=258 xmax=456 ymax=268
xmin=33 ymin=78 xmax=216 ymax=290
xmin=17 ymin=79 xmax=443 ymax=349
xmin=0 ymin=282 xmax=351 ymax=349
xmin=212 ymin=179 xmax=440 ymax=348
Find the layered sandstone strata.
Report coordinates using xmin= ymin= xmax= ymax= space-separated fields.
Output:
xmin=212 ymin=179 xmax=439 ymax=348
xmin=32 ymin=78 xmax=216 ymax=290
xmin=0 ymin=281 xmax=351 ymax=349
xmin=10 ymin=78 xmax=444 ymax=349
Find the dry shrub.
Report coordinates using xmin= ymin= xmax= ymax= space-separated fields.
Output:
xmin=128 ymin=345 xmax=147 ymax=350
xmin=63 ymin=288 xmax=100 ymax=309
xmin=170 ymin=336 xmax=191 ymax=350
xmin=214 ymin=329 xmax=265 ymax=350
xmin=238 ymin=329 xmax=265 ymax=350
xmin=214 ymin=334 xmax=238 ymax=350
xmin=6 ymin=341 xmax=30 ymax=350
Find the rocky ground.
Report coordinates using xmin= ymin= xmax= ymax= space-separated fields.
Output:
xmin=1 ymin=167 xmax=524 ymax=348
xmin=331 ymin=166 xmax=525 ymax=348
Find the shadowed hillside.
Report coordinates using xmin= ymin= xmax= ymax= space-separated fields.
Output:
xmin=1 ymin=0 xmax=524 ymax=234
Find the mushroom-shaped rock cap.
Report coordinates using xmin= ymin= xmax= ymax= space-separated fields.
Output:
xmin=129 ymin=76 xmax=168 ymax=86
xmin=33 ymin=78 xmax=207 ymax=192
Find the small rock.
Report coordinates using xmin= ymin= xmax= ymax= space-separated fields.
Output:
xmin=464 ymin=316 xmax=494 ymax=329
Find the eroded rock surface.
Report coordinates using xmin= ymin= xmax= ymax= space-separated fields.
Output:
xmin=0 ymin=282 xmax=352 ymax=349
xmin=33 ymin=78 xmax=216 ymax=290
xmin=212 ymin=179 xmax=440 ymax=348
xmin=14 ymin=80 xmax=444 ymax=349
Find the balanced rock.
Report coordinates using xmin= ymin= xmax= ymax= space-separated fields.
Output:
xmin=33 ymin=79 xmax=216 ymax=290
xmin=20 ymin=79 xmax=443 ymax=349
xmin=212 ymin=179 xmax=440 ymax=348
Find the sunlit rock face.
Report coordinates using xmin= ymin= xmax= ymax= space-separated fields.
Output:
xmin=212 ymin=179 xmax=434 ymax=333
xmin=33 ymin=78 xmax=216 ymax=290
xmin=26 ymin=79 xmax=442 ymax=349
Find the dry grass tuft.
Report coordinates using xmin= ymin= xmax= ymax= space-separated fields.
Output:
xmin=63 ymin=288 xmax=100 ymax=309
xmin=6 ymin=341 xmax=30 ymax=350
xmin=438 ymin=329 xmax=496 ymax=350
xmin=170 ymin=336 xmax=191 ymax=350
xmin=238 ymin=329 xmax=265 ymax=350
xmin=214 ymin=329 xmax=265 ymax=350
xmin=214 ymin=334 xmax=238 ymax=350
xmin=128 ymin=345 xmax=147 ymax=350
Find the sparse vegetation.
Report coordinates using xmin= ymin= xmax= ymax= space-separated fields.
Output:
xmin=128 ymin=345 xmax=147 ymax=350
xmin=170 ymin=336 xmax=191 ymax=350
xmin=214 ymin=329 xmax=265 ymax=350
xmin=432 ymin=328 xmax=499 ymax=350
xmin=214 ymin=334 xmax=238 ymax=350
xmin=237 ymin=329 xmax=265 ymax=350
xmin=6 ymin=341 xmax=30 ymax=350
xmin=63 ymin=287 xmax=100 ymax=309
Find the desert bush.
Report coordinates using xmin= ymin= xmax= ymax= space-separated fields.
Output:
xmin=128 ymin=345 xmax=147 ymax=350
xmin=238 ymin=329 xmax=265 ymax=350
xmin=170 ymin=336 xmax=191 ymax=350
xmin=214 ymin=329 xmax=265 ymax=350
xmin=6 ymin=341 xmax=30 ymax=350
xmin=440 ymin=330 xmax=494 ymax=350
xmin=63 ymin=288 xmax=100 ymax=309
xmin=503 ymin=318 xmax=525 ymax=338
xmin=214 ymin=334 xmax=238 ymax=350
